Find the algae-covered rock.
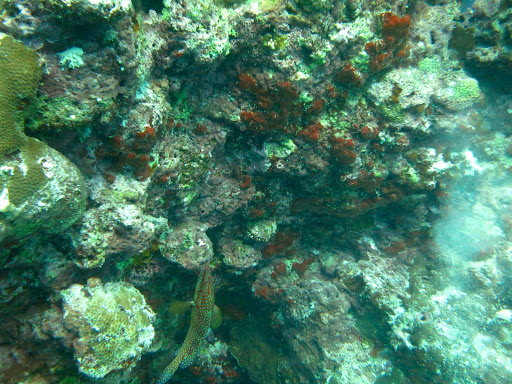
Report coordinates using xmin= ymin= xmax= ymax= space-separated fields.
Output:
xmin=368 ymin=60 xmax=483 ymax=112
xmin=161 ymin=0 xmax=233 ymax=67
xmin=220 ymin=238 xmax=262 ymax=269
xmin=61 ymin=278 xmax=155 ymax=378
xmin=44 ymin=0 xmax=134 ymax=22
xmin=0 ymin=35 xmax=87 ymax=242
xmin=247 ymin=219 xmax=277 ymax=242
xmin=73 ymin=203 xmax=168 ymax=269
xmin=230 ymin=319 xmax=295 ymax=384
xmin=160 ymin=220 xmax=214 ymax=270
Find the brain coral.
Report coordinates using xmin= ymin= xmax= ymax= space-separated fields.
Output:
xmin=0 ymin=137 xmax=87 ymax=240
xmin=0 ymin=33 xmax=40 ymax=155
xmin=61 ymin=278 xmax=155 ymax=378
xmin=0 ymin=34 xmax=87 ymax=241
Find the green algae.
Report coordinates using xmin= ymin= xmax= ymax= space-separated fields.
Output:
xmin=262 ymin=33 xmax=288 ymax=52
xmin=26 ymin=94 xmax=115 ymax=132
xmin=264 ymin=139 xmax=297 ymax=159
xmin=379 ymin=100 xmax=406 ymax=123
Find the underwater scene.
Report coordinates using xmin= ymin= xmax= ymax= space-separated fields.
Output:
xmin=0 ymin=0 xmax=511 ymax=383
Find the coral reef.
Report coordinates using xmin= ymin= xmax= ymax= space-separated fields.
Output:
xmin=0 ymin=0 xmax=511 ymax=383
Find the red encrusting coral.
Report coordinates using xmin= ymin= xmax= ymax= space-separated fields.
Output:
xmin=95 ymin=118 xmax=179 ymax=181
xmin=365 ymin=12 xmax=411 ymax=72
xmin=135 ymin=125 xmax=156 ymax=140
xmin=254 ymin=285 xmax=272 ymax=300
xmin=292 ymin=255 xmax=315 ymax=276
xmin=307 ymin=99 xmax=325 ymax=114
xmin=254 ymin=285 xmax=285 ymax=303
xmin=359 ymin=125 xmax=379 ymax=140
xmin=326 ymin=84 xmax=348 ymax=105
xmin=239 ymin=174 xmax=252 ymax=189
xmin=189 ymin=366 xmax=203 ymax=376
xmin=194 ymin=123 xmax=208 ymax=134
xmin=335 ymin=64 xmax=364 ymax=87
xmin=271 ymin=262 xmax=287 ymax=279
xmin=157 ymin=173 xmax=172 ymax=184
xmin=343 ymin=169 xmax=384 ymax=194
xmin=261 ymin=231 xmax=297 ymax=259
xmin=237 ymin=73 xmax=324 ymax=141
xmin=104 ymin=172 xmax=116 ymax=184
xmin=298 ymin=123 xmax=323 ymax=142
xmin=383 ymin=239 xmax=406 ymax=255
xmin=222 ymin=366 xmax=242 ymax=378
xmin=249 ymin=208 xmax=265 ymax=218
xmin=396 ymin=134 xmax=410 ymax=148
xmin=381 ymin=12 xmax=411 ymax=41
xmin=331 ymin=136 xmax=357 ymax=165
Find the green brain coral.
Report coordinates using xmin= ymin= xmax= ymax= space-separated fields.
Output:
xmin=0 ymin=34 xmax=46 ymax=208
xmin=2 ymin=137 xmax=49 ymax=207
xmin=0 ymin=138 xmax=87 ymax=240
xmin=0 ymin=34 xmax=41 ymax=156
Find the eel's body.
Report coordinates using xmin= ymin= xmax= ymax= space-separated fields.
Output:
xmin=156 ymin=266 xmax=215 ymax=384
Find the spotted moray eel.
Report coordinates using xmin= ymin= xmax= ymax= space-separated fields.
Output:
xmin=156 ymin=265 xmax=216 ymax=383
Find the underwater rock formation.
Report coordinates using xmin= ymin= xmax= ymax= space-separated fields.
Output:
xmin=160 ymin=220 xmax=214 ymax=271
xmin=0 ymin=137 xmax=87 ymax=242
xmin=72 ymin=202 xmax=168 ymax=268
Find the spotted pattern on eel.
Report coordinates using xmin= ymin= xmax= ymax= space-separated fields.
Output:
xmin=156 ymin=265 xmax=215 ymax=383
